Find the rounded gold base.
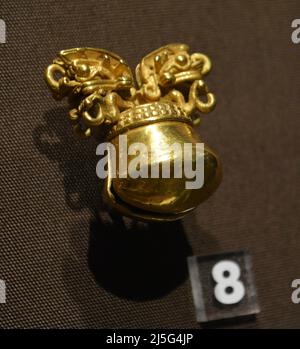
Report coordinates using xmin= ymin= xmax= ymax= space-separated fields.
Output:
xmin=103 ymin=121 xmax=221 ymax=222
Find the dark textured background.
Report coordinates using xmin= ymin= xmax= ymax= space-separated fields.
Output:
xmin=0 ymin=0 xmax=299 ymax=328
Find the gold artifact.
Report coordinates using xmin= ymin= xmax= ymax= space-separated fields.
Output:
xmin=45 ymin=43 xmax=221 ymax=222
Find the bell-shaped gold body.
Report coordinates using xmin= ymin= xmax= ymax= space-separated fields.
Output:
xmin=103 ymin=103 xmax=221 ymax=222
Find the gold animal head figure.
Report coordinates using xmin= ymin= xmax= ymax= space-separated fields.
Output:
xmin=45 ymin=44 xmax=222 ymax=222
xmin=135 ymin=43 xmax=212 ymax=101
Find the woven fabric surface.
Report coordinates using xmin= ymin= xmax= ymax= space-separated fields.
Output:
xmin=0 ymin=0 xmax=300 ymax=328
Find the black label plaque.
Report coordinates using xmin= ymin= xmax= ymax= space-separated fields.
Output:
xmin=188 ymin=250 xmax=260 ymax=323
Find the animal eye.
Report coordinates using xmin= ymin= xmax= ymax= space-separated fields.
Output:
xmin=175 ymin=54 xmax=188 ymax=66
xmin=76 ymin=64 xmax=90 ymax=77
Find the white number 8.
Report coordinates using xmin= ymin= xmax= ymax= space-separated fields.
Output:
xmin=212 ymin=260 xmax=245 ymax=305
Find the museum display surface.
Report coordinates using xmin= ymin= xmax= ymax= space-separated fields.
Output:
xmin=0 ymin=0 xmax=300 ymax=330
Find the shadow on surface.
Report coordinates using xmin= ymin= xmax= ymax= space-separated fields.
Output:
xmin=33 ymin=107 xmax=102 ymax=213
xmin=88 ymin=212 xmax=192 ymax=301
xmin=33 ymin=108 xmax=192 ymax=300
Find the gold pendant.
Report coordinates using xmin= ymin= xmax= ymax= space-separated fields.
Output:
xmin=45 ymin=43 xmax=222 ymax=222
